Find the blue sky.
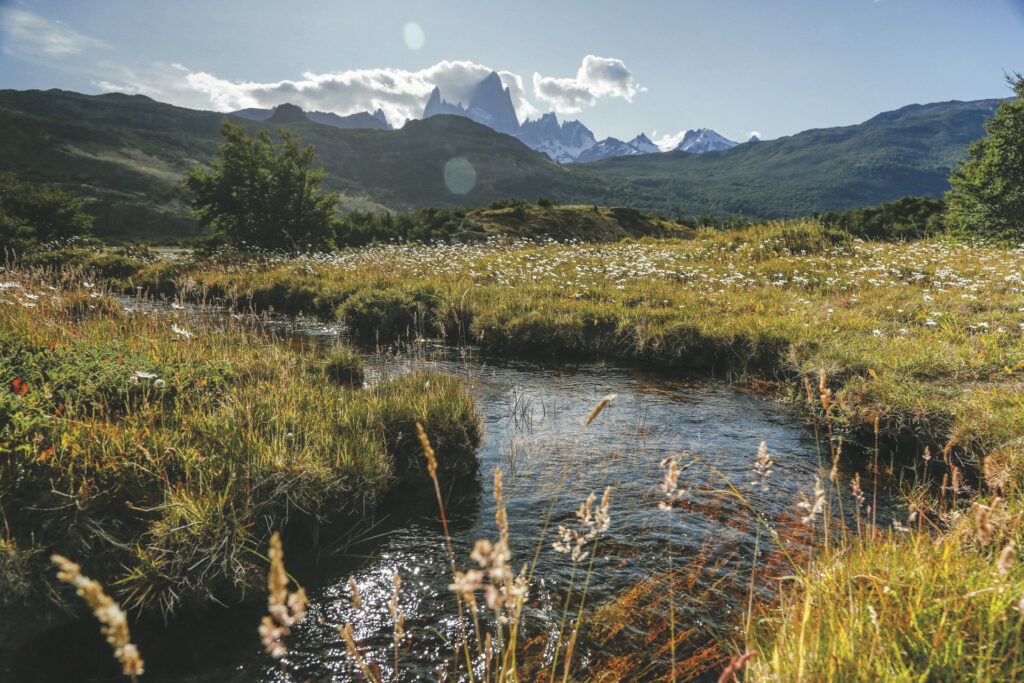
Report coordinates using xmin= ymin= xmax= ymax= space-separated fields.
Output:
xmin=1 ymin=0 xmax=1021 ymax=146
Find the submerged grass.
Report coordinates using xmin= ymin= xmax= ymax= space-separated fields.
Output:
xmin=0 ymin=268 xmax=481 ymax=635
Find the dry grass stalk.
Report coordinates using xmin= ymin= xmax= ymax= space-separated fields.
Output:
xmin=584 ymin=393 xmax=617 ymax=426
xmin=797 ymin=477 xmax=826 ymax=526
xmin=997 ymin=541 xmax=1016 ymax=579
xmin=51 ymin=554 xmax=144 ymax=679
xmin=974 ymin=497 xmax=1001 ymax=547
xmin=339 ymin=622 xmax=379 ymax=680
xmin=416 ymin=421 xmax=438 ymax=478
xmin=258 ymin=531 xmax=307 ymax=659
xmin=717 ymin=649 xmax=757 ymax=682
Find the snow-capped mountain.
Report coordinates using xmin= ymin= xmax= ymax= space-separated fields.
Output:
xmin=573 ymin=132 xmax=659 ymax=163
xmin=674 ymin=128 xmax=738 ymax=153
xmin=629 ymin=133 xmax=660 ymax=154
xmin=423 ymin=73 xmax=665 ymax=163
xmin=423 ymin=72 xmax=520 ymax=136
xmin=573 ymin=132 xmax=661 ymax=163
xmin=575 ymin=137 xmax=636 ymax=163
xmin=518 ymin=113 xmax=597 ymax=163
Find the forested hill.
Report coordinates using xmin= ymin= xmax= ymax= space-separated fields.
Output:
xmin=0 ymin=89 xmax=622 ymax=239
xmin=581 ymin=98 xmax=1002 ymax=218
xmin=0 ymin=88 xmax=1002 ymax=239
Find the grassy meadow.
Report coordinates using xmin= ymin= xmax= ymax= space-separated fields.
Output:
xmin=0 ymin=267 xmax=480 ymax=644
xmin=6 ymin=217 xmax=1024 ymax=680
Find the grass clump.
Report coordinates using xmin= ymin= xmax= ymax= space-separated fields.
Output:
xmin=311 ymin=344 xmax=365 ymax=386
xmin=0 ymin=270 xmax=480 ymax=626
xmin=749 ymin=504 xmax=1024 ymax=681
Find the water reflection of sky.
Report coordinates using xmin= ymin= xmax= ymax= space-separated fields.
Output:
xmin=267 ymin=346 xmax=845 ymax=682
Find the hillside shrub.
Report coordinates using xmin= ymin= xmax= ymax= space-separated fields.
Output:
xmin=819 ymin=195 xmax=946 ymax=241
xmin=0 ymin=173 xmax=93 ymax=251
xmin=946 ymin=73 xmax=1024 ymax=243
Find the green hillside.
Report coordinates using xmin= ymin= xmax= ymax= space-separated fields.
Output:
xmin=0 ymin=89 xmax=1002 ymax=239
xmin=581 ymin=99 xmax=1002 ymax=218
xmin=0 ymin=89 xmax=620 ymax=239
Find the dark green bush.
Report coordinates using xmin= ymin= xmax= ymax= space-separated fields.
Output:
xmin=340 ymin=288 xmax=419 ymax=342
xmin=320 ymin=346 xmax=365 ymax=386
xmin=818 ymin=196 xmax=946 ymax=241
xmin=0 ymin=173 xmax=93 ymax=251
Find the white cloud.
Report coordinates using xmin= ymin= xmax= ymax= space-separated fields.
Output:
xmin=0 ymin=8 xmax=109 ymax=59
xmin=179 ymin=60 xmax=540 ymax=126
xmin=748 ymin=130 xmax=762 ymax=139
xmin=532 ymin=55 xmax=645 ymax=113
xmin=652 ymin=131 xmax=688 ymax=151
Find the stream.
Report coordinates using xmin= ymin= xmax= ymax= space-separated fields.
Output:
xmin=8 ymin=310 xmax=895 ymax=682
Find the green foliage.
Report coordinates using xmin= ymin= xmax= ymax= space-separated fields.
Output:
xmin=340 ymin=288 xmax=420 ymax=342
xmin=586 ymin=99 xmax=1001 ymax=218
xmin=536 ymin=196 xmax=554 ymax=207
xmin=487 ymin=198 xmax=530 ymax=210
xmin=184 ymin=120 xmax=339 ymax=251
xmin=318 ymin=345 xmax=366 ymax=386
xmin=0 ymin=173 xmax=93 ymax=250
xmin=336 ymin=207 xmax=470 ymax=245
xmin=947 ymin=74 xmax=1024 ymax=243
xmin=819 ymin=195 xmax=947 ymax=241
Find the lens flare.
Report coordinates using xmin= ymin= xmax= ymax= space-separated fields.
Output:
xmin=403 ymin=22 xmax=425 ymax=50
xmin=443 ymin=157 xmax=476 ymax=195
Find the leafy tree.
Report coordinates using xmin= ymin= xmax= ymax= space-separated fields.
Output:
xmin=819 ymin=196 xmax=946 ymax=241
xmin=946 ymin=74 xmax=1024 ymax=242
xmin=0 ymin=173 xmax=93 ymax=251
xmin=185 ymin=120 xmax=339 ymax=251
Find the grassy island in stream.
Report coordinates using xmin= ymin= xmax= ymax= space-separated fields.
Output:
xmin=0 ymin=268 xmax=481 ymax=648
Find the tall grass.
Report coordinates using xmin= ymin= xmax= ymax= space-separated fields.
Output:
xmin=0 ymin=266 xmax=480 ymax=626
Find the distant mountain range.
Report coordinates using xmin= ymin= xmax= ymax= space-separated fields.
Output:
xmin=0 ymin=88 xmax=1001 ymax=240
xmin=420 ymin=71 xmax=742 ymax=163
xmin=230 ymin=71 xmax=744 ymax=163
xmin=232 ymin=103 xmax=392 ymax=130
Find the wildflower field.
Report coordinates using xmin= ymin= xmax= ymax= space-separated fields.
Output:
xmin=6 ymin=218 xmax=1024 ymax=680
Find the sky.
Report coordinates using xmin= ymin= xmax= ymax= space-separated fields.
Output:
xmin=0 ymin=0 xmax=1022 ymax=148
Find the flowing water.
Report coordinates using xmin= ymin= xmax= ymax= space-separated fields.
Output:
xmin=8 ymin=311 xmax=894 ymax=682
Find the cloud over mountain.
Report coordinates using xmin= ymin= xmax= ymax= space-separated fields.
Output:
xmin=182 ymin=61 xmax=539 ymax=127
xmin=532 ymin=55 xmax=645 ymax=113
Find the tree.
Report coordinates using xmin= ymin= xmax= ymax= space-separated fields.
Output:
xmin=0 ymin=173 xmax=93 ymax=251
xmin=946 ymin=74 xmax=1024 ymax=242
xmin=185 ymin=120 xmax=339 ymax=251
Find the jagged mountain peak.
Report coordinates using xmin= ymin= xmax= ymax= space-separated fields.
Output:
xmin=423 ymin=72 xmax=519 ymax=136
xmin=674 ymin=128 xmax=737 ymax=154
xmin=628 ymin=133 xmax=660 ymax=154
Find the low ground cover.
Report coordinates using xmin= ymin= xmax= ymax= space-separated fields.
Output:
xmin=0 ymin=269 xmax=480 ymax=643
